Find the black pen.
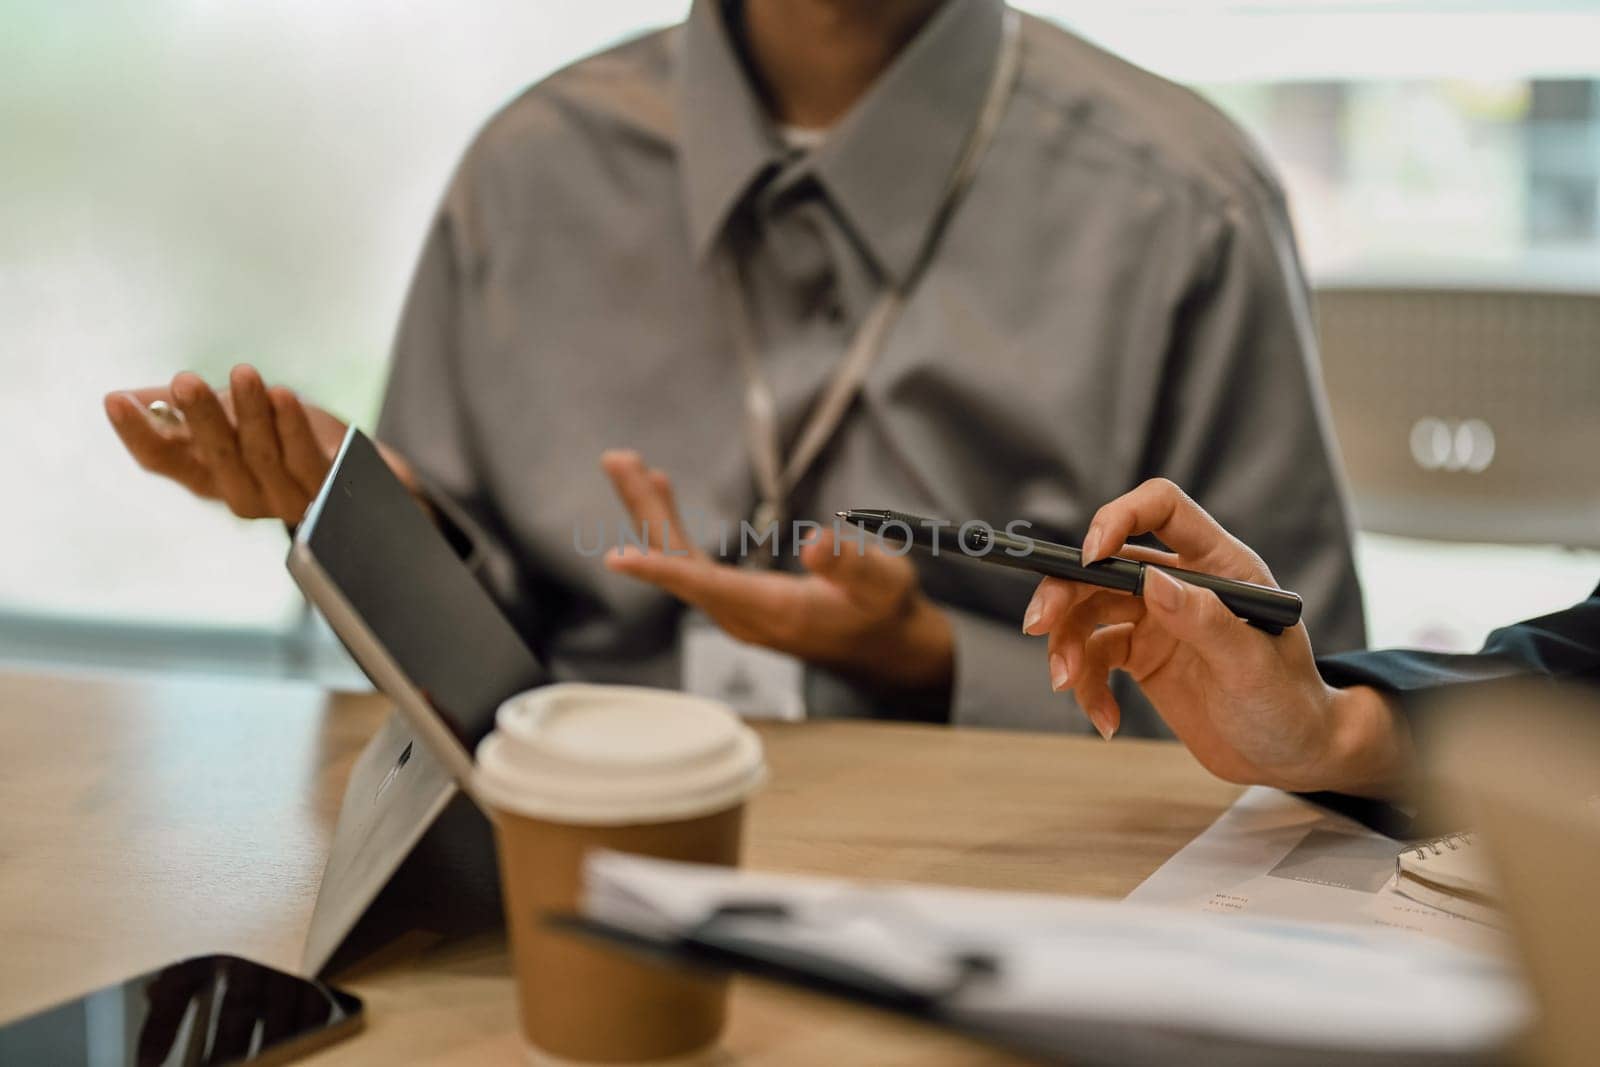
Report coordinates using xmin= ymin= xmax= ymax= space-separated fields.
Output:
xmin=836 ymin=509 xmax=1302 ymax=635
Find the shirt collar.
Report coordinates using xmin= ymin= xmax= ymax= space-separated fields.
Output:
xmin=676 ymin=0 xmax=784 ymax=265
xmin=677 ymin=0 xmax=1008 ymax=285
xmin=808 ymin=0 xmax=1005 ymax=286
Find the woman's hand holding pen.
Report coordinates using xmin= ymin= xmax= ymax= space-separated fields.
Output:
xmin=1022 ymin=478 xmax=1411 ymax=799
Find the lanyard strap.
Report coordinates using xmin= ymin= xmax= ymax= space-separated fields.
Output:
xmin=720 ymin=6 xmax=1023 ymax=535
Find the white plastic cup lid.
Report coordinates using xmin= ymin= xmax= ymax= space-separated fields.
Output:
xmin=473 ymin=683 xmax=766 ymax=825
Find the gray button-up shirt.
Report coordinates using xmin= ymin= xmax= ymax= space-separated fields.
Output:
xmin=376 ymin=0 xmax=1366 ymax=734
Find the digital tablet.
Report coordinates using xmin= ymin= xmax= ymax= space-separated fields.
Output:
xmin=287 ymin=428 xmax=547 ymax=972
xmin=288 ymin=427 xmax=547 ymax=796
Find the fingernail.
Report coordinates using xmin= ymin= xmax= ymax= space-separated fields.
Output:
xmin=1022 ymin=587 xmax=1045 ymax=634
xmin=1087 ymin=703 xmax=1117 ymax=741
xmin=1049 ymin=653 xmax=1070 ymax=691
xmin=1147 ymin=567 xmax=1185 ymax=613
xmin=1081 ymin=525 xmax=1103 ymax=564
xmin=172 ymin=376 xmax=196 ymax=405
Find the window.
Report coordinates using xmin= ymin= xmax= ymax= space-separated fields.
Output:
xmin=0 ymin=2 xmax=688 ymax=672
xmin=1023 ymin=1 xmax=1600 ymax=284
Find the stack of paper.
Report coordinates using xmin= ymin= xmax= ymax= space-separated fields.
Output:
xmin=1128 ymin=787 xmax=1506 ymax=953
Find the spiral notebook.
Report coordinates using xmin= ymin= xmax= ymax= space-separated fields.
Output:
xmin=1395 ymin=833 xmax=1501 ymax=926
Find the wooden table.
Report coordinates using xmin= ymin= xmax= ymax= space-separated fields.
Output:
xmin=0 ymin=668 xmax=1241 ymax=1065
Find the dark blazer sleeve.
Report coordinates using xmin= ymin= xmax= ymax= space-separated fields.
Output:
xmin=1301 ymin=584 xmax=1600 ymax=837
xmin=1316 ymin=583 xmax=1600 ymax=705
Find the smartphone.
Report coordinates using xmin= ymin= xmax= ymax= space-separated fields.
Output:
xmin=0 ymin=954 xmax=363 ymax=1066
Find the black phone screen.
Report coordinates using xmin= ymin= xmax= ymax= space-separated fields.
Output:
xmin=0 ymin=955 xmax=362 ymax=1066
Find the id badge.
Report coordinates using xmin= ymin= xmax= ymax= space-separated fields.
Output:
xmin=681 ymin=612 xmax=806 ymax=721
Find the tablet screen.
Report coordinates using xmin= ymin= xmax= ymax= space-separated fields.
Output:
xmin=293 ymin=429 xmax=546 ymax=750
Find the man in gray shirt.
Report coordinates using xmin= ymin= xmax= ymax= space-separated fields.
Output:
xmin=105 ymin=0 xmax=1365 ymax=735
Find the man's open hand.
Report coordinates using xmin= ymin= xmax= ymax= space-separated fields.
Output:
xmin=106 ymin=364 xmax=420 ymax=526
xmin=104 ymin=365 xmax=348 ymax=524
xmin=600 ymin=450 xmax=953 ymax=695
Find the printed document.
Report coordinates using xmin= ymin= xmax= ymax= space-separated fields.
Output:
xmin=1126 ymin=786 xmax=1505 ymax=953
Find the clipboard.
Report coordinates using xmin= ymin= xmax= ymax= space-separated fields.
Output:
xmin=545 ymin=907 xmax=1038 ymax=1061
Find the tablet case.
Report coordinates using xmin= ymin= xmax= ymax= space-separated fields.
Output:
xmin=303 ymin=712 xmax=504 ymax=978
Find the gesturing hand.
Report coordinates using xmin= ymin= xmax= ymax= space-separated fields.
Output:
xmin=104 ymin=365 xmax=350 ymax=525
xmin=1021 ymin=478 xmax=1409 ymax=798
xmin=600 ymin=450 xmax=953 ymax=695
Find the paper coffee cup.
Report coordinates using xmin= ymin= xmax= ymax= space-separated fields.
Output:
xmin=475 ymin=684 xmax=766 ymax=1065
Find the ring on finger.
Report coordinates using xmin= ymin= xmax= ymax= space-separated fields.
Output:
xmin=147 ymin=400 xmax=186 ymax=428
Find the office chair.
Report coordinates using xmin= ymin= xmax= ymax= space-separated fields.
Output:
xmin=1315 ymin=287 xmax=1600 ymax=549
